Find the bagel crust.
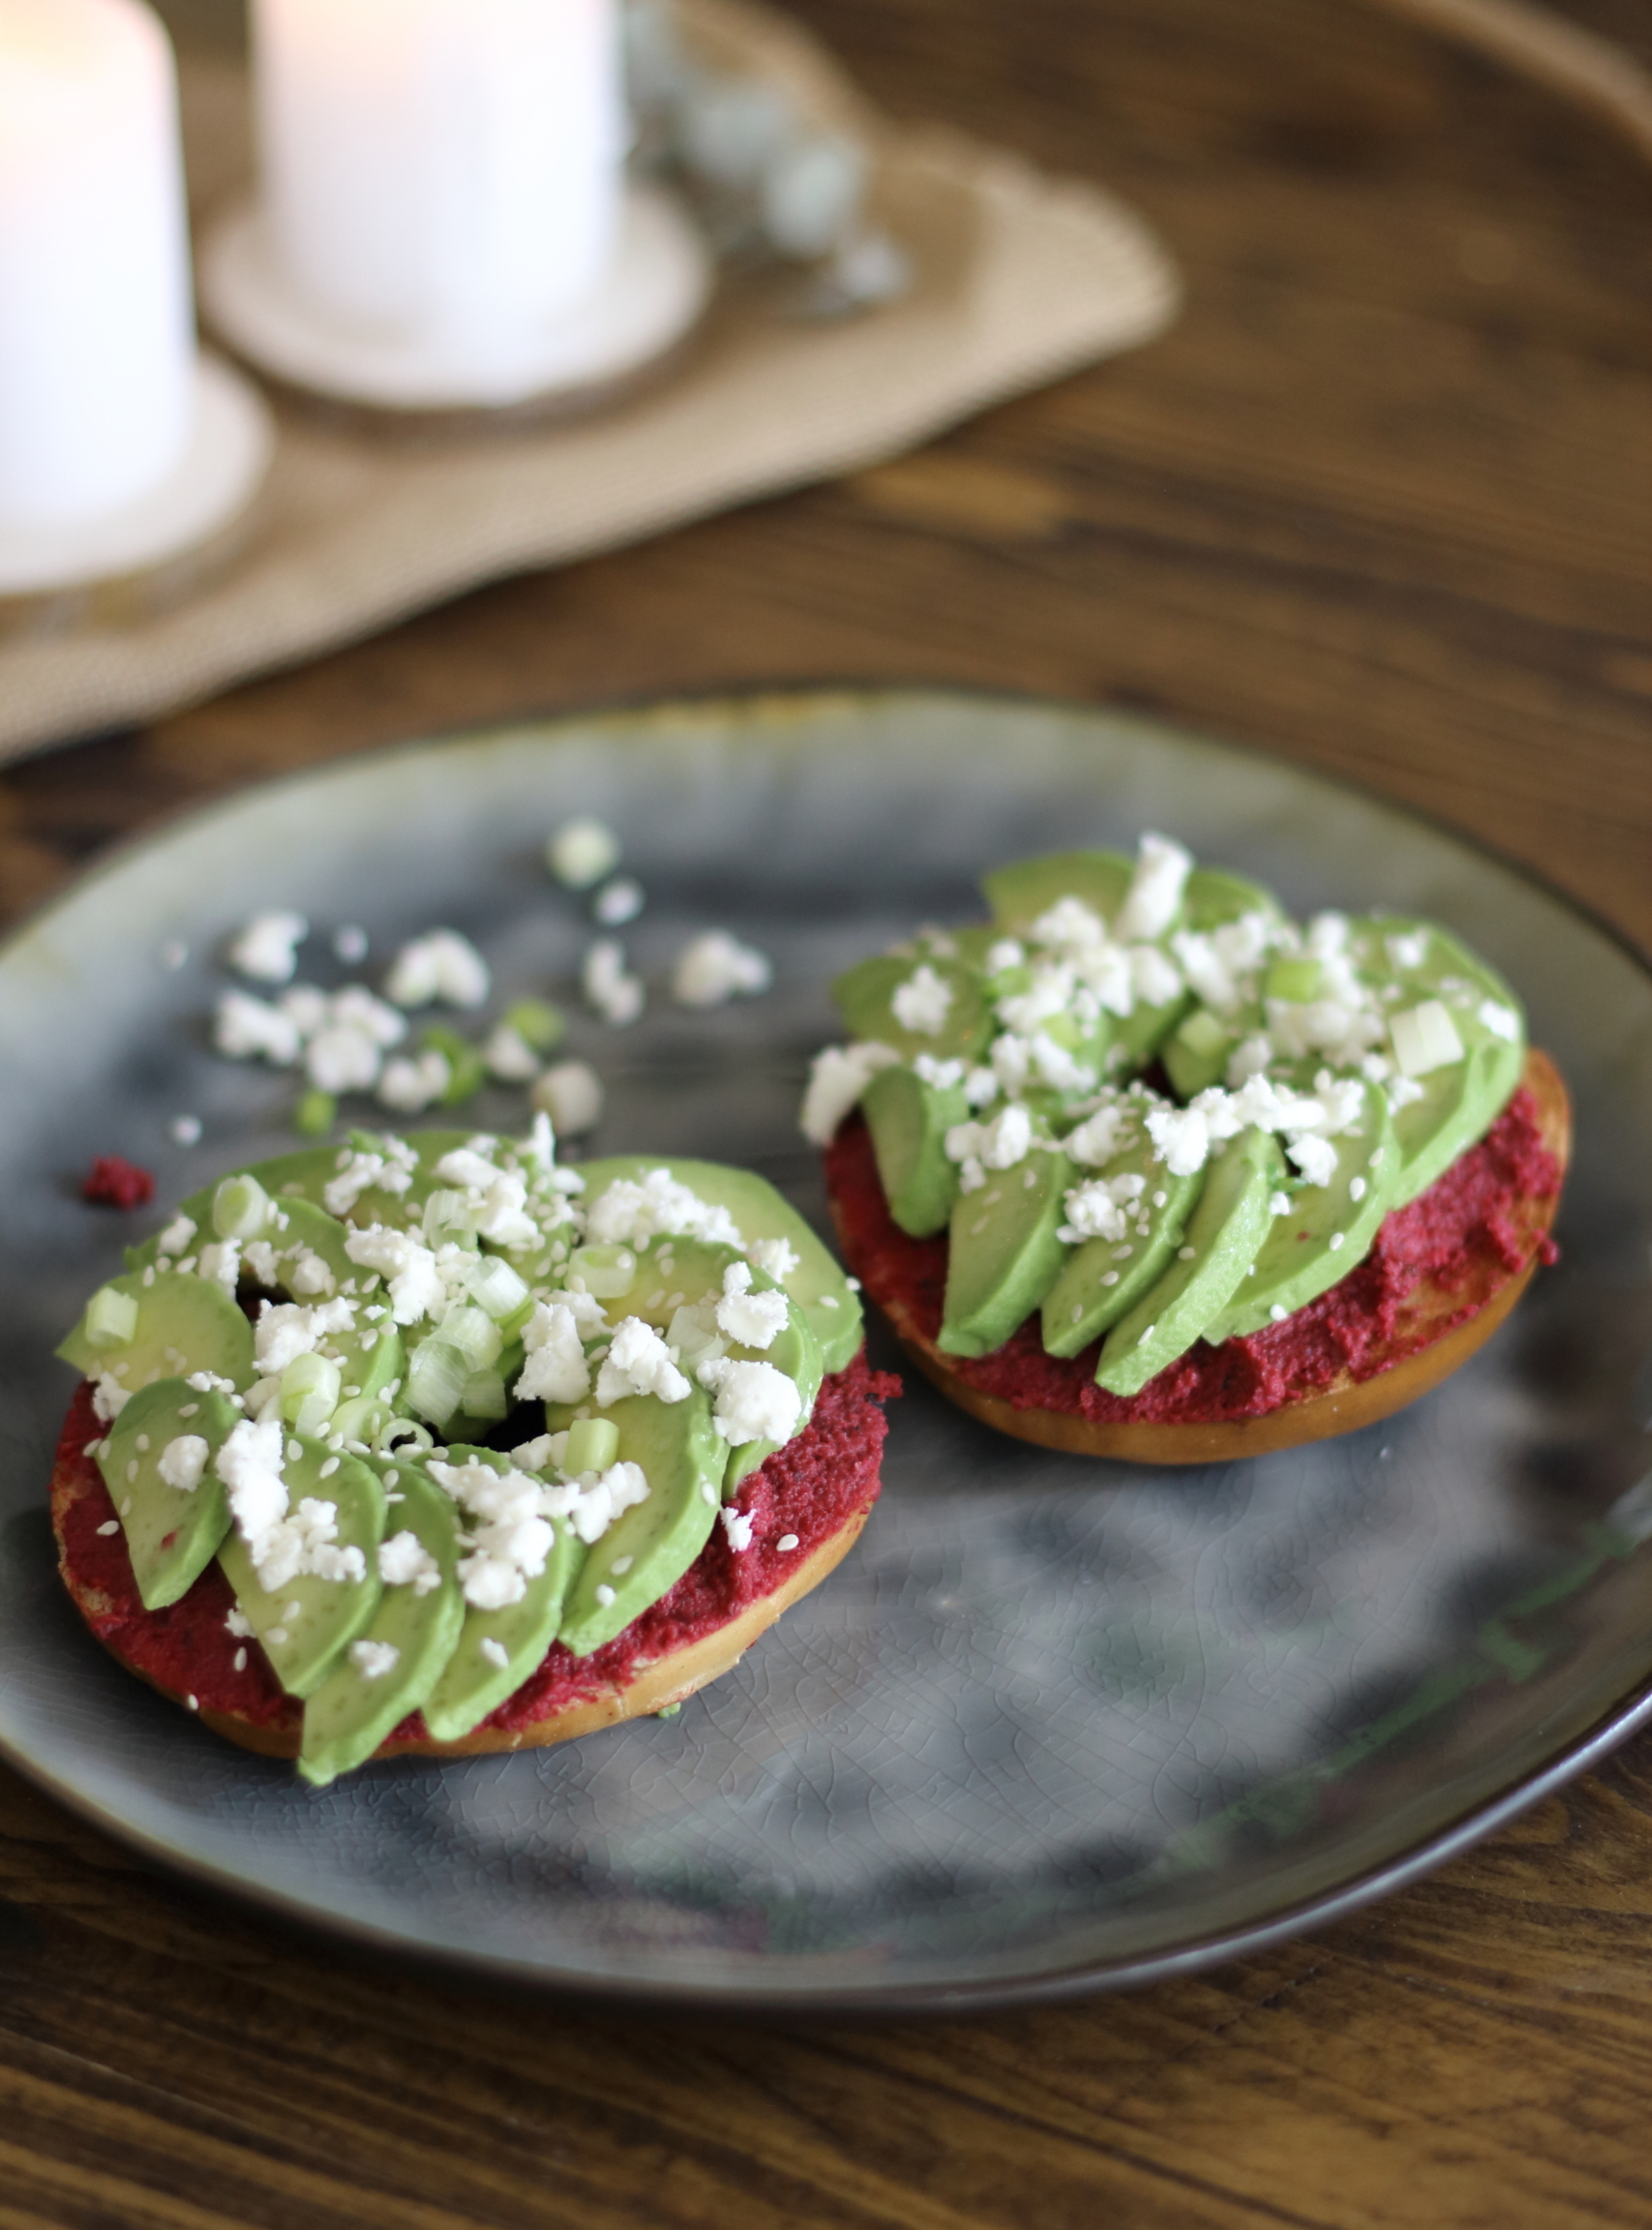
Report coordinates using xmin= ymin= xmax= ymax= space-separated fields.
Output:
xmin=826 ymin=1049 xmax=1570 ymax=1464
xmin=51 ymin=1350 xmax=898 ymax=1763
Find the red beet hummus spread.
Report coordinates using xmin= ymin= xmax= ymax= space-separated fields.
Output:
xmin=54 ymin=1353 xmax=898 ymax=1738
xmin=826 ymin=1093 xmax=1560 ymax=1427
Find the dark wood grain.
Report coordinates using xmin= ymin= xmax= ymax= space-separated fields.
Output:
xmin=2 ymin=0 xmax=1650 ymax=2222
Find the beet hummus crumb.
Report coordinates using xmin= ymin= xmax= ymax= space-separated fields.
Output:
xmin=81 ymin=1157 xmax=156 ymax=1210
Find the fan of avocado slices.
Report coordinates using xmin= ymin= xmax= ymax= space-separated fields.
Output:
xmin=803 ymin=833 xmax=1527 ymax=1401
xmin=59 ymin=1118 xmax=860 ymax=1786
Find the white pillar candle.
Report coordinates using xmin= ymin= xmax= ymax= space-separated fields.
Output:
xmin=0 ymin=0 xmax=195 ymax=527
xmin=253 ymin=0 xmax=623 ymax=352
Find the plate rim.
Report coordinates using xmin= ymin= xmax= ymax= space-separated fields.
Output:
xmin=3 ymin=679 xmax=1651 ymax=2016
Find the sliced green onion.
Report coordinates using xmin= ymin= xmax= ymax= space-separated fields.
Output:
xmin=281 ymin=1352 xmax=342 ymax=1435
xmin=567 ymin=1244 xmax=637 ymax=1301
xmin=459 ymin=1370 xmax=508 ymax=1421
xmin=84 ymin=1285 xmax=139 ymax=1350
xmin=405 ymin=1338 xmax=469 ymax=1428
xmin=294 ymin=1089 xmax=337 ymax=1138
xmin=1175 ymin=1008 xmax=1230 ymax=1058
xmin=422 ymin=1188 xmax=476 ymax=1250
xmin=331 ymin=1394 xmax=389 ymax=1446
xmin=465 ymin=1254 xmax=529 ymax=1323
xmin=564 ymin=1417 xmax=619 ymax=1476
xmin=666 ymin=1301 xmax=723 ymax=1367
xmin=213 ymin=1172 xmax=271 ymax=1241
xmin=436 ymin=1304 xmax=502 ymax=1372
xmin=1265 ymin=957 xmax=1323 ymax=1006
xmin=505 ymin=999 xmax=566 ymax=1053
xmin=379 ymin=1416 xmax=435 ymax=1457
xmin=419 ymin=1025 xmax=486 ymax=1106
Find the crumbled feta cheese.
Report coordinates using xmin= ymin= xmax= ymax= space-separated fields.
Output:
xmin=322 ymin=1135 xmax=417 ymax=1217
xmin=1386 ymin=928 xmax=1430 ymax=974
xmin=215 ymin=989 xmax=303 ymax=1066
xmin=376 ymin=1048 xmax=451 ymax=1113
xmin=946 ymin=1102 xmax=1034 ymax=1172
xmin=514 ymin=1300 xmax=592 ymax=1403
xmin=983 ymin=939 xmax=1025 ymax=975
xmin=1479 ymin=999 xmax=1520 ymax=1043
xmin=530 ymin=1059 xmax=604 ymax=1135
xmin=595 ymin=1316 xmax=693 ymax=1406
xmin=169 ymin=1115 xmax=202 ymax=1147
xmin=214 ymin=1413 xmax=287 ymax=1550
xmin=1114 ymin=833 xmax=1193 ymax=943
xmin=344 ymin=1226 xmax=445 ymax=1325
xmin=548 ymin=816 xmax=620 ymax=889
xmin=586 ymin=1167 xmax=741 ymax=1250
xmin=1064 ymin=1100 xmax=1138 ymax=1167
xmin=305 ymin=1022 xmax=381 ymax=1094
xmin=228 ymin=910 xmax=308 ymax=985
xmin=92 ymin=1372 xmax=132 ymax=1422
xmin=696 ymin=1357 xmax=802 ymax=1446
xmin=748 ymin=1235 xmax=799 ymax=1281
xmin=1028 ymin=896 xmax=1108 ymax=955
xmin=349 ymin=1639 xmax=400 ymax=1680
xmin=377 ymin=1529 xmax=442 ymax=1595
xmin=583 ymin=939 xmax=645 ymax=1027
xmin=196 ymin=1238 xmax=241 ymax=1293
xmin=594 ymin=876 xmax=645 ymax=926
xmin=254 ymin=1295 xmax=355 ymax=1373
xmin=482 ymin=1023 xmax=541 ymax=1082
xmin=1059 ymin=1170 xmax=1148 ymax=1246
xmin=1390 ymin=999 xmax=1464 ymax=1078
xmin=156 ymin=1212 xmax=196 ymax=1259
xmin=156 ymin=1435 xmax=208 ymax=1492
xmin=911 ymin=1054 xmax=965 ymax=1091
xmin=891 ymin=964 xmax=954 ymax=1036
xmin=1146 ymin=1103 xmax=1211 ymax=1178
xmin=385 ymin=929 xmax=490 ymax=1010
xmin=714 ymin=1260 xmax=789 ymax=1350
xmin=799 ymin=1041 xmax=900 ymax=1144
xmin=333 ymin=924 xmax=370 ymax=964
xmin=1287 ymin=1133 xmax=1339 ymax=1188
xmin=672 ymin=929 xmax=772 ymax=1008
xmin=720 ymin=1506 xmax=755 ymax=1552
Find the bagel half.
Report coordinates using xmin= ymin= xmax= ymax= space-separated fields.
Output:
xmin=51 ymin=1350 xmax=898 ymax=1763
xmin=826 ymin=1049 xmax=1570 ymax=1464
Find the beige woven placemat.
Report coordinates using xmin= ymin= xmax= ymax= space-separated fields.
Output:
xmin=0 ymin=0 xmax=1178 ymax=767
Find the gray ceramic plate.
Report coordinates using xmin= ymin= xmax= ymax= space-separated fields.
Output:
xmin=2 ymin=689 xmax=1650 ymax=2015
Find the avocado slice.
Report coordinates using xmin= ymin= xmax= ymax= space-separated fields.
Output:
xmin=298 ymin=1459 xmax=466 ymax=1786
xmin=981 ymin=849 xmax=1135 ymax=931
xmin=1204 ymin=1082 xmax=1401 ymax=1341
xmin=579 ymin=1155 xmax=861 ymax=1375
xmin=419 ymin=1446 xmax=583 ymax=1745
xmin=58 ymin=1269 xmax=255 ymax=1395
xmin=95 ymin=1377 xmax=241 ymax=1610
xmin=829 ymin=949 xmax=993 ymax=1067
xmin=1039 ymin=1137 xmax=1204 ymax=1357
xmin=1096 ymin=1127 xmax=1284 ymax=1396
xmin=939 ymin=1143 xmax=1075 ymax=1359
xmin=861 ymin=1064 xmax=967 ymax=1238
xmin=557 ymin=1387 xmax=726 ymax=1659
xmin=217 ymin=1441 xmax=385 ymax=1700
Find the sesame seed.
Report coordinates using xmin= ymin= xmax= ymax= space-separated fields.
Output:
xmin=777 ymin=1534 xmax=799 ymax=1552
xmin=97 ymin=1520 xmax=120 ymax=1537
xmin=233 ymin=1648 xmax=247 ymax=1672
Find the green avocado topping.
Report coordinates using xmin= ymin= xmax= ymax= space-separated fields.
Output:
xmin=62 ymin=1121 xmax=859 ymax=1783
xmin=804 ymin=834 xmax=1528 ymax=1397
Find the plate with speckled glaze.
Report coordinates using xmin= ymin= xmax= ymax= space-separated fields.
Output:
xmin=1 ymin=688 xmax=1650 ymax=2015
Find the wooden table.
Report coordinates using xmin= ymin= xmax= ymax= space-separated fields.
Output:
xmin=3 ymin=1 xmax=1650 ymax=2221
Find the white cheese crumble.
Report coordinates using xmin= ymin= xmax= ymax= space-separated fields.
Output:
xmin=344 ymin=1226 xmax=445 ymax=1325
xmin=594 ymin=1316 xmax=693 ymax=1406
xmin=377 ymin=1529 xmax=442 ymax=1595
xmin=324 ymin=1135 xmax=418 ymax=1217
xmin=594 ymin=876 xmax=645 ymax=926
xmin=1059 ymin=1171 xmax=1148 ymax=1246
xmin=385 ymin=929 xmax=491 ymax=1010
xmin=714 ymin=1260 xmax=789 ymax=1350
xmin=92 ymin=1372 xmax=133 ymax=1422
xmin=748 ymin=1235 xmax=799 ymax=1281
xmin=1479 ymin=999 xmax=1520 ymax=1043
xmin=530 ymin=1059 xmax=604 ymax=1135
xmin=482 ymin=1023 xmax=541 ymax=1082
xmin=349 ymin=1639 xmax=400 ymax=1680
xmin=696 ymin=1357 xmax=802 ymax=1446
xmin=214 ymin=989 xmax=303 ymax=1066
xmin=1114 ymin=833 xmax=1193 ymax=943
xmin=377 ymin=1048 xmax=451 ymax=1113
xmin=514 ymin=1300 xmax=593 ymax=1403
xmin=799 ymin=1041 xmax=900 ymax=1145
xmin=586 ymin=1167 xmax=741 ymax=1251
xmin=583 ymin=939 xmax=645 ymax=1027
xmin=169 ymin=1114 xmax=202 ymax=1147
xmin=720 ymin=1506 xmax=755 ymax=1552
xmin=156 ymin=1435 xmax=208 ymax=1492
xmin=1064 ymin=1100 xmax=1139 ymax=1167
xmin=672 ymin=928 xmax=772 ymax=1007
xmin=228 ymin=910 xmax=309 ymax=985
xmin=891 ymin=964 xmax=954 ymax=1036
